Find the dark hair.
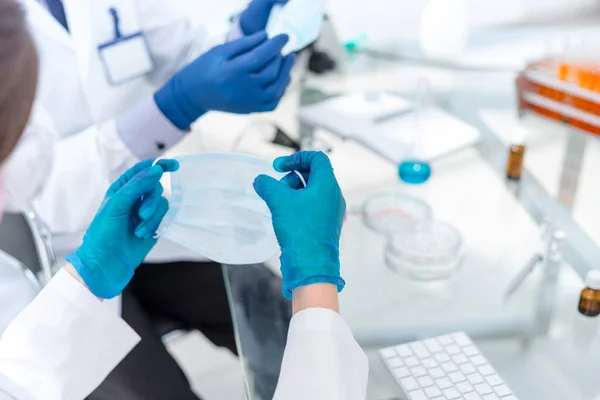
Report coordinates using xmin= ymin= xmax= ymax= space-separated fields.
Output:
xmin=0 ymin=0 xmax=37 ymax=164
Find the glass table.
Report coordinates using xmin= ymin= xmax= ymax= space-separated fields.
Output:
xmin=222 ymin=47 xmax=600 ymax=400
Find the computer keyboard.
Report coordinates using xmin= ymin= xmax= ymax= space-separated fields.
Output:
xmin=379 ymin=332 xmax=518 ymax=400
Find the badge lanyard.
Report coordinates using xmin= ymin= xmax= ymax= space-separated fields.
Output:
xmin=97 ymin=7 xmax=154 ymax=86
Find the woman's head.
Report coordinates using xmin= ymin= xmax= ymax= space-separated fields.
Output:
xmin=0 ymin=0 xmax=37 ymax=165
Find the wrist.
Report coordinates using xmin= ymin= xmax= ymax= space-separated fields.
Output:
xmin=63 ymin=263 xmax=104 ymax=302
xmin=292 ymin=283 xmax=339 ymax=315
xmin=154 ymin=83 xmax=206 ymax=130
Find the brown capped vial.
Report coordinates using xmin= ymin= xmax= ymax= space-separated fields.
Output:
xmin=578 ymin=270 xmax=600 ymax=317
xmin=506 ymin=128 xmax=527 ymax=180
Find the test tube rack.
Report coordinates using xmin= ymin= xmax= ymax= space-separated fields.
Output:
xmin=517 ymin=59 xmax=600 ymax=136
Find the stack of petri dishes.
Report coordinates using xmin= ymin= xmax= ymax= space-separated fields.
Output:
xmin=361 ymin=193 xmax=463 ymax=280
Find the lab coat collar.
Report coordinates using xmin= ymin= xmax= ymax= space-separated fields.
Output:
xmin=23 ymin=0 xmax=73 ymax=50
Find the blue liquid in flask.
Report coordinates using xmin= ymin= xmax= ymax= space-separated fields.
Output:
xmin=399 ymin=160 xmax=431 ymax=184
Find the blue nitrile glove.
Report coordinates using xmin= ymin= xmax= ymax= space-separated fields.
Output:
xmin=155 ymin=32 xmax=296 ymax=130
xmin=239 ymin=0 xmax=288 ymax=36
xmin=253 ymin=151 xmax=346 ymax=299
xmin=66 ymin=159 xmax=179 ymax=299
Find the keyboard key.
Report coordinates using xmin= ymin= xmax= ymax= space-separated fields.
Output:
xmin=493 ymin=385 xmax=511 ymax=397
xmin=436 ymin=377 xmax=453 ymax=389
xmin=457 ymin=381 xmax=474 ymax=394
xmin=479 ymin=365 xmax=495 ymax=376
xmin=380 ymin=348 xmax=397 ymax=358
xmin=438 ymin=335 xmax=454 ymax=345
xmin=417 ymin=376 xmax=434 ymax=388
xmin=463 ymin=346 xmax=480 ymax=356
xmin=467 ymin=373 xmax=485 ymax=385
xmin=442 ymin=388 xmax=461 ymax=399
xmin=485 ymin=375 xmax=503 ymax=387
xmin=405 ymin=356 xmax=420 ymax=367
xmin=446 ymin=344 xmax=461 ymax=355
xmin=422 ymin=357 xmax=437 ymax=369
xmin=471 ymin=355 xmax=487 ymax=366
xmin=502 ymin=396 xmax=517 ymax=400
xmin=448 ymin=371 xmax=466 ymax=383
xmin=482 ymin=395 xmax=500 ymax=400
xmin=410 ymin=341 xmax=431 ymax=358
xmin=424 ymin=338 xmax=443 ymax=353
xmin=396 ymin=344 xmax=413 ymax=357
xmin=408 ymin=390 xmax=428 ymax=400
xmin=441 ymin=362 xmax=458 ymax=373
xmin=460 ymin=363 xmax=477 ymax=375
xmin=425 ymin=386 xmax=442 ymax=398
xmin=434 ymin=352 xmax=451 ymax=363
xmin=475 ymin=383 xmax=493 ymax=395
xmin=429 ymin=367 xmax=445 ymax=379
xmin=387 ymin=357 xmax=403 ymax=368
xmin=393 ymin=367 xmax=410 ymax=378
xmin=410 ymin=366 xmax=427 ymax=377
xmin=452 ymin=354 xmax=469 ymax=365
xmin=464 ymin=393 xmax=483 ymax=400
xmin=452 ymin=332 xmax=472 ymax=346
xmin=400 ymin=377 xmax=419 ymax=391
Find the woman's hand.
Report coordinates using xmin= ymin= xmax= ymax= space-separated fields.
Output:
xmin=66 ymin=159 xmax=178 ymax=299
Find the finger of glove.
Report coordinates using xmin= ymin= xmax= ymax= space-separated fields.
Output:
xmin=253 ymin=174 xmax=293 ymax=209
xmin=135 ymin=197 xmax=169 ymax=239
xmin=138 ymin=183 xmax=163 ymax=220
xmin=253 ymin=56 xmax=282 ymax=86
xmin=224 ymin=31 xmax=268 ymax=59
xmin=106 ymin=159 xmax=178 ymax=196
xmin=113 ymin=165 xmax=165 ymax=212
xmin=234 ymin=34 xmax=289 ymax=71
xmin=262 ymin=54 xmax=294 ymax=101
xmin=106 ymin=159 xmax=154 ymax=196
xmin=279 ymin=170 xmax=309 ymax=190
xmin=273 ymin=151 xmax=334 ymax=186
xmin=155 ymin=158 xmax=180 ymax=173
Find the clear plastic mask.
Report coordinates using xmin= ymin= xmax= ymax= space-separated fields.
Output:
xmin=266 ymin=0 xmax=325 ymax=56
xmin=155 ymin=153 xmax=282 ymax=265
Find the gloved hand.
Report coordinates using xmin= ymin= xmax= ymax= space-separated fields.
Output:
xmin=239 ymin=0 xmax=288 ymax=36
xmin=253 ymin=151 xmax=346 ymax=299
xmin=66 ymin=159 xmax=179 ymax=299
xmin=155 ymin=32 xmax=295 ymax=130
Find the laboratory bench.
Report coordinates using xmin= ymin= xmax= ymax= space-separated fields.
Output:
xmin=166 ymin=26 xmax=600 ymax=400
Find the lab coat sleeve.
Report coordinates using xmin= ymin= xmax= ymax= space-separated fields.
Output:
xmin=0 ymin=269 xmax=140 ymax=400
xmin=273 ymin=308 xmax=369 ymax=400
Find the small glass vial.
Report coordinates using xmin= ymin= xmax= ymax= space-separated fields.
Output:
xmin=506 ymin=127 xmax=527 ymax=180
xmin=579 ymin=270 xmax=600 ymax=317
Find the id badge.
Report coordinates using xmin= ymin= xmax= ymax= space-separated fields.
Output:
xmin=98 ymin=33 xmax=154 ymax=86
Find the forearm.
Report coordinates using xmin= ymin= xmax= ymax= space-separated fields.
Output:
xmin=292 ymin=283 xmax=339 ymax=315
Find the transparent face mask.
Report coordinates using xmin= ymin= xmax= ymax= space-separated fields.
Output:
xmin=266 ymin=0 xmax=325 ymax=56
xmin=155 ymin=153 xmax=283 ymax=265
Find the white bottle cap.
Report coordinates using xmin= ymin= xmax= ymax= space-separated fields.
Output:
xmin=585 ymin=270 xmax=600 ymax=290
xmin=512 ymin=126 xmax=528 ymax=145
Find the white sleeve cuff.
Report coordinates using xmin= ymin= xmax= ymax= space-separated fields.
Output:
xmin=116 ymin=97 xmax=186 ymax=161
xmin=0 ymin=269 xmax=140 ymax=400
xmin=274 ymin=308 xmax=369 ymax=400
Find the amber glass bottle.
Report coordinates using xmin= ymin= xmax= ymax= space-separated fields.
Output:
xmin=578 ymin=270 xmax=600 ymax=317
xmin=506 ymin=128 xmax=527 ymax=180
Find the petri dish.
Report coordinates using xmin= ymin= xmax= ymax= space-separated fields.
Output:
xmin=385 ymin=220 xmax=463 ymax=280
xmin=362 ymin=193 xmax=432 ymax=234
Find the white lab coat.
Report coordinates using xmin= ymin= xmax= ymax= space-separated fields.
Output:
xmin=0 ymin=269 xmax=369 ymax=400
